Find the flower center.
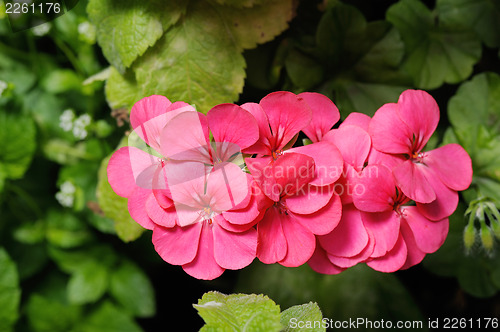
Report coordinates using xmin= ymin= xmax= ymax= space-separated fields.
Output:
xmin=275 ymin=200 xmax=289 ymax=215
xmin=272 ymin=149 xmax=283 ymax=160
xmin=200 ymin=206 xmax=216 ymax=225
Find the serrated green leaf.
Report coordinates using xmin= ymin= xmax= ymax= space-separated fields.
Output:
xmin=109 ymin=260 xmax=156 ymax=318
xmin=26 ymin=294 xmax=82 ymax=332
xmin=106 ymin=0 xmax=293 ymax=113
xmin=195 ymin=291 xmax=282 ymax=332
xmin=215 ymin=0 xmax=294 ymax=51
xmin=131 ymin=1 xmax=246 ymax=114
xmin=79 ymin=301 xmax=143 ymax=332
xmin=437 ymin=0 xmax=500 ymax=48
xmin=280 ymin=302 xmax=325 ymax=332
xmin=0 ymin=110 xmax=36 ymax=179
xmin=0 ymin=248 xmax=21 ymax=332
xmin=387 ymin=0 xmax=481 ymax=89
xmin=87 ymin=0 xmax=181 ymax=73
xmin=67 ymin=260 xmax=109 ymax=305
xmin=96 ymin=154 xmax=145 ymax=242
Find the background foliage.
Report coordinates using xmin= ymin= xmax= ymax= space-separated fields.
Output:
xmin=1 ymin=0 xmax=500 ymax=331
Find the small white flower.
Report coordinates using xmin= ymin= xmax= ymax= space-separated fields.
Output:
xmin=78 ymin=21 xmax=96 ymax=43
xmin=72 ymin=114 xmax=92 ymax=140
xmin=55 ymin=181 xmax=76 ymax=208
xmin=32 ymin=22 xmax=51 ymax=36
xmin=0 ymin=80 xmax=7 ymax=97
xmin=59 ymin=109 xmax=75 ymax=132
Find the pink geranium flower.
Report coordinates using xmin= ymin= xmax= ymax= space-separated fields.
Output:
xmin=152 ymin=161 xmax=257 ymax=280
xmin=369 ymin=89 xmax=473 ymax=220
xmin=241 ymin=91 xmax=344 ymax=266
xmin=353 ymin=164 xmax=449 ymax=272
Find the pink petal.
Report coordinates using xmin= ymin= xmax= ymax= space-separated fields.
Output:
xmin=279 ymin=214 xmax=316 ymax=267
xmin=299 ymin=92 xmax=340 ymax=142
xmin=152 ymin=222 xmax=202 ymax=265
xmin=246 ymin=153 xmax=315 ymax=202
xmin=182 ymin=222 xmax=225 ymax=280
xmin=222 ymin=177 xmax=268 ymax=225
xmin=145 ymin=194 xmax=176 ymax=228
xmin=318 ymin=204 xmax=368 ymax=257
xmin=260 ymin=91 xmax=312 ymax=150
xmin=130 ymin=95 xmax=171 ymax=151
xmin=174 ymin=205 xmax=203 ymax=227
xmin=288 ymin=192 xmax=342 ymax=235
xmin=323 ymin=125 xmax=371 ymax=169
xmin=327 ymin=230 xmax=375 ymax=268
xmin=160 ymin=112 xmax=211 ymax=163
xmin=288 ymin=141 xmax=343 ymax=186
xmin=240 ymin=102 xmax=272 ymax=155
xmin=422 ymin=144 xmax=473 ymax=191
xmin=417 ymin=168 xmax=458 ymax=221
xmin=131 ymin=96 xmax=194 ymax=152
xmin=393 ymin=160 xmax=436 ymax=203
xmin=207 ymin=162 xmax=249 ymax=212
xmin=286 ymin=184 xmax=334 ymax=215
xmin=366 ymin=233 xmax=407 ymax=272
xmin=163 ymin=161 xmax=207 ymax=208
xmin=369 ymin=103 xmax=413 ymax=155
xmin=127 ymin=188 xmax=156 ymax=230
xmin=256 ymin=206 xmax=287 ymax=264
xmin=402 ymin=206 xmax=449 ymax=254
xmin=213 ymin=221 xmax=257 ymax=270
xmin=366 ymin=148 xmax=405 ymax=170
xmin=339 ymin=112 xmax=371 ymax=131
xmin=353 ymin=165 xmax=396 ymax=212
xmin=397 ymin=89 xmax=439 ymax=152
xmin=399 ymin=219 xmax=426 ymax=270
xmin=207 ymin=103 xmax=259 ymax=150
xmin=107 ymin=147 xmax=157 ymax=198
xmin=360 ymin=210 xmax=400 ymax=258
xmin=307 ymin=242 xmax=345 ymax=275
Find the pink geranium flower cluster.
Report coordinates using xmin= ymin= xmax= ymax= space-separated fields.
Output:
xmin=107 ymin=90 xmax=472 ymax=280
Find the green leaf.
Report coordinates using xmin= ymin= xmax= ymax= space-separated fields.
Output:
xmin=0 ymin=110 xmax=36 ymax=179
xmin=96 ymin=154 xmax=145 ymax=242
xmin=194 ymin=291 xmax=282 ymax=331
xmin=236 ymin=263 xmax=425 ymax=326
xmin=105 ymin=0 xmax=293 ymax=113
xmin=291 ymin=3 xmax=409 ymax=116
xmin=280 ymin=302 xmax=325 ymax=332
xmin=0 ymin=248 xmax=21 ymax=332
xmin=80 ymin=301 xmax=143 ymax=332
xmin=437 ymin=0 xmax=500 ymax=48
xmin=87 ymin=0 xmax=183 ymax=73
xmin=49 ymin=244 xmax=118 ymax=275
xmin=109 ymin=260 xmax=156 ymax=318
xmin=41 ymin=69 xmax=83 ymax=94
xmin=45 ymin=210 xmax=93 ymax=248
xmin=387 ymin=0 xmax=482 ymax=89
xmin=130 ymin=1 xmax=246 ymax=114
xmin=26 ymin=294 xmax=82 ymax=332
xmin=67 ymin=260 xmax=109 ymax=305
